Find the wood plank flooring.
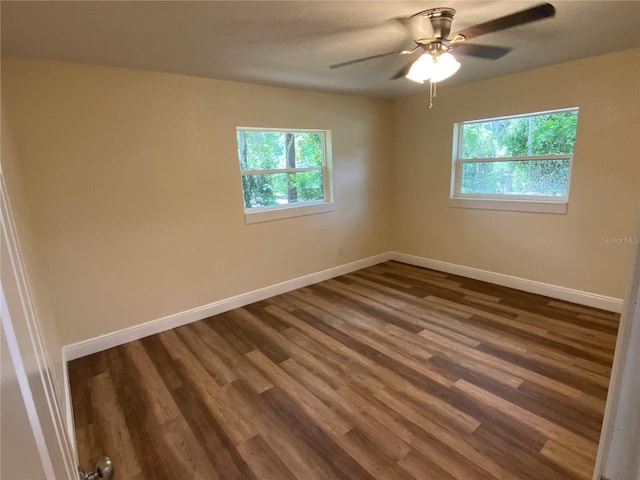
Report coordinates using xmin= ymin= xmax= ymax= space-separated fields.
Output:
xmin=69 ymin=261 xmax=619 ymax=480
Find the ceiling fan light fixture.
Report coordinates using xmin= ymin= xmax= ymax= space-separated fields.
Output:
xmin=406 ymin=52 xmax=460 ymax=84
xmin=406 ymin=52 xmax=461 ymax=109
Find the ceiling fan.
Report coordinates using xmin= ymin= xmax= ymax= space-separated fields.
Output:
xmin=330 ymin=2 xmax=556 ymax=107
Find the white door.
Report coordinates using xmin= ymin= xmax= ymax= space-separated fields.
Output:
xmin=1 ymin=319 xmax=48 ymax=480
xmin=1 ymin=173 xmax=77 ymax=480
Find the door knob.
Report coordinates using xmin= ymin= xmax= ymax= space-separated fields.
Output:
xmin=79 ymin=456 xmax=113 ymax=480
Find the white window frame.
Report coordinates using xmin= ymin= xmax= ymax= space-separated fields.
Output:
xmin=450 ymin=107 xmax=578 ymax=214
xmin=236 ymin=127 xmax=334 ymax=224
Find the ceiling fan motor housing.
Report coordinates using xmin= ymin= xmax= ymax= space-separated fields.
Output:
xmin=416 ymin=7 xmax=456 ymax=42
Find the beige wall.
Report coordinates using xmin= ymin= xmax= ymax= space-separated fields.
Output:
xmin=3 ymin=49 xmax=639 ymax=350
xmin=391 ymin=48 xmax=640 ymax=299
xmin=1 ymin=57 xmax=392 ymax=346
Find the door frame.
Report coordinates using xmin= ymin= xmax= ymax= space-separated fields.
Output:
xmin=593 ymin=215 xmax=640 ymax=480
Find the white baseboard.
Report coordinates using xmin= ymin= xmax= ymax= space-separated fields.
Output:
xmin=62 ymin=252 xmax=393 ymax=361
xmin=390 ymin=252 xmax=624 ymax=313
xmin=62 ymin=249 xmax=624 ymax=363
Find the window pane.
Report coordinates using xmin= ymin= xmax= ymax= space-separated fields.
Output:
xmin=294 ymin=132 xmax=323 ymax=167
xmin=237 ymin=130 xmax=286 ymax=170
xmin=461 ymin=118 xmax=524 ymax=158
xmin=460 ymin=159 xmax=570 ymax=197
xmin=530 ymin=112 xmax=578 ymax=155
xmin=242 ymin=171 xmax=324 ymax=209
xmin=237 ymin=130 xmax=324 ymax=171
xmin=461 ymin=110 xmax=578 ymax=159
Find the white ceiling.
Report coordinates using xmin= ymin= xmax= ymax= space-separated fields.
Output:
xmin=2 ymin=1 xmax=639 ymax=98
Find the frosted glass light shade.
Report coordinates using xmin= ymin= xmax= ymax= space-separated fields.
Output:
xmin=431 ymin=53 xmax=460 ymax=82
xmin=405 ymin=52 xmax=460 ymax=84
xmin=405 ymin=54 xmax=435 ymax=83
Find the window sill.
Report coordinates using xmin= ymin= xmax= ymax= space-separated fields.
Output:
xmin=245 ymin=201 xmax=335 ymax=224
xmin=449 ymin=197 xmax=567 ymax=214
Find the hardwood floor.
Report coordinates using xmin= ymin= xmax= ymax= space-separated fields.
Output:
xmin=69 ymin=261 xmax=619 ymax=480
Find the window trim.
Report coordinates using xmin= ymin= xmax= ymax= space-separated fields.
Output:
xmin=450 ymin=107 xmax=578 ymax=214
xmin=244 ymin=201 xmax=335 ymax=224
xmin=237 ymin=127 xmax=334 ymax=224
xmin=449 ymin=198 xmax=568 ymax=214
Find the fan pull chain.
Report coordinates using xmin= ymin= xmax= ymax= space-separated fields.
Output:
xmin=429 ymin=82 xmax=434 ymax=109
xmin=428 ymin=81 xmax=438 ymax=109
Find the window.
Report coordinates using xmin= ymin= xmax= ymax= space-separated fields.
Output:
xmin=236 ymin=128 xmax=333 ymax=223
xmin=450 ymin=108 xmax=579 ymax=213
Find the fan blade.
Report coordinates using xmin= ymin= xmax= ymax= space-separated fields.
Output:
xmin=330 ymin=47 xmax=417 ymax=69
xmin=256 ymin=18 xmax=408 ymax=48
xmin=452 ymin=3 xmax=556 ymax=41
xmin=391 ymin=58 xmax=417 ymax=80
xmin=450 ymin=43 xmax=512 ymax=60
